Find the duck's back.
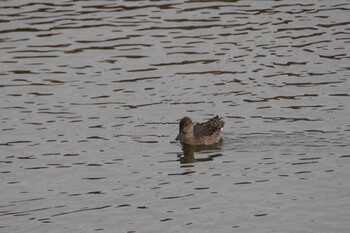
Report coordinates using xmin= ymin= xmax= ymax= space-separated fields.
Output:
xmin=193 ymin=116 xmax=224 ymax=144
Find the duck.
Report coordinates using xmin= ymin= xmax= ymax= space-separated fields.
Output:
xmin=175 ymin=115 xmax=224 ymax=145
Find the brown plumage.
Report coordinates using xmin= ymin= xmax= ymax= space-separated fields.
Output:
xmin=175 ymin=116 xmax=224 ymax=145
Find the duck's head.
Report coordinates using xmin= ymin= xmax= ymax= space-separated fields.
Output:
xmin=176 ymin=117 xmax=194 ymax=141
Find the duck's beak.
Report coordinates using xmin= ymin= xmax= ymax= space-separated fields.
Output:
xmin=175 ymin=132 xmax=182 ymax=141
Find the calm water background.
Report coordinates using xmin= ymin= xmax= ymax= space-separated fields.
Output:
xmin=1 ymin=0 xmax=350 ymax=232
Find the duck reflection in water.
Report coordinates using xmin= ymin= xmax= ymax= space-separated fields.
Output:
xmin=179 ymin=143 xmax=223 ymax=164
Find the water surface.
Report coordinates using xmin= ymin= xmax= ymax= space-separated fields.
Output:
xmin=1 ymin=0 xmax=350 ymax=232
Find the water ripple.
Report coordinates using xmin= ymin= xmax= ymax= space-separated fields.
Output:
xmin=1 ymin=1 xmax=350 ymax=232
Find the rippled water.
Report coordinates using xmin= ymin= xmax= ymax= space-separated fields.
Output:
xmin=1 ymin=0 xmax=350 ymax=232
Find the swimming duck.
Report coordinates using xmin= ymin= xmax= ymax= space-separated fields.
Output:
xmin=175 ymin=115 xmax=224 ymax=145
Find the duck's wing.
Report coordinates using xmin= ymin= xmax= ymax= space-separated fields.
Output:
xmin=194 ymin=116 xmax=224 ymax=137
